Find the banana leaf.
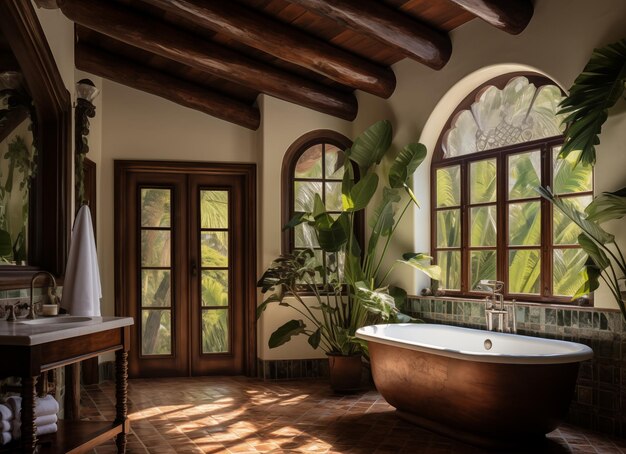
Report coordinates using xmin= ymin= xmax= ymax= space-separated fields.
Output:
xmin=348 ymin=120 xmax=392 ymax=172
xmin=388 ymin=143 xmax=427 ymax=189
xmin=268 ymin=320 xmax=307 ymax=348
xmin=585 ymin=187 xmax=626 ymax=222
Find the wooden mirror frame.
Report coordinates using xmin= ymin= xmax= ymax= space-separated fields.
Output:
xmin=0 ymin=0 xmax=71 ymax=287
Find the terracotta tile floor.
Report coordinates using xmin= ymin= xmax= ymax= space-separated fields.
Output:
xmin=80 ymin=377 xmax=626 ymax=454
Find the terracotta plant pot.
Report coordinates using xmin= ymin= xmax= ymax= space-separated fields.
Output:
xmin=327 ymin=353 xmax=362 ymax=393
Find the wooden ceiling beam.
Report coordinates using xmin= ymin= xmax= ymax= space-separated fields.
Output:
xmin=59 ymin=0 xmax=357 ymax=121
xmin=447 ymin=0 xmax=533 ymax=34
xmin=287 ymin=0 xmax=451 ymax=70
xmin=75 ymin=43 xmax=261 ymax=130
xmin=140 ymin=0 xmax=395 ymax=99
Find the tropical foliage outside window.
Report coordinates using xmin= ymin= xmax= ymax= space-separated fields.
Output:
xmin=433 ymin=76 xmax=594 ymax=302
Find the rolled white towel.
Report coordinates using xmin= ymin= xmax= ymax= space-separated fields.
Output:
xmin=13 ymin=422 xmax=57 ymax=440
xmin=12 ymin=414 xmax=58 ymax=439
xmin=0 ymin=404 xmax=11 ymax=421
xmin=7 ymin=395 xmax=59 ymax=419
xmin=0 ymin=432 xmax=11 ymax=446
xmin=0 ymin=420 xmax=10 ymax=432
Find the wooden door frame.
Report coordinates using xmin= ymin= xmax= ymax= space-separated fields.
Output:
xmin=114 ymin=160 xmax=257 ymax=377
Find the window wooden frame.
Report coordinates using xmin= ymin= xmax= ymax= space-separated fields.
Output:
xmin=431 ymin=74 xmax=593 ymax=304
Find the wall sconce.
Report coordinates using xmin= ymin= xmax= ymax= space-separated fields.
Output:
xmin=75 ymin=78 xmax=99 ymax=207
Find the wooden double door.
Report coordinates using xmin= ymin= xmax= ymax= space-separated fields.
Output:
xmin=115 ymin=161 xmax=256 ymax=378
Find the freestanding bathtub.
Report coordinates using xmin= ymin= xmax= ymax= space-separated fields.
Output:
xmin=356 ymin=324 xmax=593 ymax=449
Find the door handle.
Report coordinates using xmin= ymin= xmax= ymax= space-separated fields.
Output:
xmin=191 ymin=260 xmax=198 ymax=277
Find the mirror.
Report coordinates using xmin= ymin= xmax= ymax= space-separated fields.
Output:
xmin=0 ymin=0 xmax=71 ymax=287
xmin=0 ymin=26 xmax=38 ymax=265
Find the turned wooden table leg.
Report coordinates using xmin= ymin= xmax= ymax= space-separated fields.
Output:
xmin=114 ymin=350 xmax=128 ymax=453
xmin=21 ymin=375 xmax=38 ymax=453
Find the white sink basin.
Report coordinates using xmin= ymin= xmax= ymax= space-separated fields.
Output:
xmin=17 ymin=316 xmax=94 ymax=325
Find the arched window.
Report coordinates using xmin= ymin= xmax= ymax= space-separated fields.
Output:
xmin=282 ymin=130 xmax=362 ymax=283
xmin=431 ymin=74 xmax=593 ymax=303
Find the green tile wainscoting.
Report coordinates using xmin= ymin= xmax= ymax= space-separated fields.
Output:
xmin=408 ymin=296 xmax=626 ymax=437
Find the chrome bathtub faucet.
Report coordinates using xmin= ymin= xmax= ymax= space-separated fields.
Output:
xmin=477 ymin=280 xmax=516 ymax=334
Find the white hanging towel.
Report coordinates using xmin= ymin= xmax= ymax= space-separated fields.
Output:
xmin=62 ymin=205 xmax=101 ymax=316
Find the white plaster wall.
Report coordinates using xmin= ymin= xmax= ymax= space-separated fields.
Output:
xmin=354 ymin=0 xmax=626 ymax=310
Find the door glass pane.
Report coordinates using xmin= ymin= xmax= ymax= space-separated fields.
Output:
xmin=294 ymin=181 xmax=322 ymax=212
xmin=553 ymin=249 xmax=587 ymax=296
xmin=470 ymin=206 xmax=496 ymax=247
xmin=470 ymin=159 xmax=496 ymax=203
xmin=141 ymin=270 xmax=171 ymax=307
xmin=294 ymin=223 xmax=319 ymax=248
xmin=201 ymin=231 xmax=228 ymax=267
xmin=553 ymin=147 xmax=592 ymax=195
xmin=141 ymin=230 xmax=171 ymax=267
xmin=508 ymin=201 xmax=541 ymax=246
xmin=553 ymin=195 xmax=593 ymax=245
xmin=508 ymin=150 xmax=541 ymax=200
xmin=436 ymin=209 xmax=460 ymax=248
xmin=202 ymin=309 xmax=229 ymax=353
xmin=326 ymin=145 xmax=346 ymax=180
xmin=436 ymin=166 xmax=460 ymax=207
xmin=141 ymin=188 xmax=171 ymax=227
xmin=141 ymin=310 xmax=171 ymax=355
xmin=325 ymin=182 xmax=342 ymax=211
xmin=202 ymin=270 xmax=228 ymax=307
xmin=295 ymin=145 xmax=323 ymax=179
xmin=437 ymin=250 xmax=461 ymax=290
xmin=470 ymin=250 xmax=496 ymax=290
xmin=509 ymin=249 xmax=541 ymax=294
xmin=200 ymin=190 xmax=228 ymax=228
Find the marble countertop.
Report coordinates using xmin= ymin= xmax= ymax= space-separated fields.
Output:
xmin=0 ymin=316 xmax=134 ymax=346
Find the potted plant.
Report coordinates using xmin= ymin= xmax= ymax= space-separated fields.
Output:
xmin=258 ymin=120 xmax=440 ymax=391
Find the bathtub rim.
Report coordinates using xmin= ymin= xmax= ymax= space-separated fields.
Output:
xmin=356 ymin=323 xmax=593 ymax=365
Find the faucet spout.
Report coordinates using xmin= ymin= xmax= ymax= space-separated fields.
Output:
xmin=29 ymin=271 xmax=58 ymax=320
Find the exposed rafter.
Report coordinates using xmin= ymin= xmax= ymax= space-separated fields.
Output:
xmin=75 ymin=43 xmax=261 ymax=130
xmin=58 ymin=0 xmax=357 ymax=120
xmin=447 ymin=0 xmax=533 ymax=35
xmin=286 ymin=0 xmax=452 ymax=70
xmin=140 ymin=0 xmax=396 ymax=99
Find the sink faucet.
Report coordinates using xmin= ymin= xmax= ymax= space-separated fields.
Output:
xmin=477 ymin=280 xmax=516 ymax=333
xmin=29 ymin=271 xmax=59 ymax=320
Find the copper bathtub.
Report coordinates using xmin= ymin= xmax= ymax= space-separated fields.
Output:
xmin=356 ymin=324 xmax=593 ymax=449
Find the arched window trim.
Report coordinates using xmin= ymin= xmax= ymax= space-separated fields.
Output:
xmin=430 ymin=73 xmax=594 ymax=304
xmin=281 ymin=129 xmax=363 ymax=256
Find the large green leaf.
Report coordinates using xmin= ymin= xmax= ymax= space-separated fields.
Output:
xmin=585 ymin=188 xmax=626 ymax=222
xmin=344 ymin=237 xmax=364 ymax=285
xmin=367 ymin=187 xmax=400 ymax=259
xmin=342 ymin=173 xmax=379 ymax=212
xmin=388 ymin=143 xmax=427 ymax=189
xmin=572 ymin=261 xmax=602 ymax=299
xmin=268 ymin=319 xmax=306 ymax=348
xmin=558 ymin=39 xmax=626 ymax=166
xmin=308 ymin=328 xmax=321 ymax=349
xmin=348 ymin=120 xmax=392 ymax=171
xmin=282 ymin=212 xmax=310 ymax=231
xmin=399 ymin=252 xmax=441 ymax=281
xmin=315 ymin=212 xmax=348 ymax=252
xmin=256 ymin=289 xmax=284 ymax=319
xmin=577 ymin=233 xmax=610 ymax=270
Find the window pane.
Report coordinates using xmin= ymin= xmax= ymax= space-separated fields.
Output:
xmin=201 ymin=231 xmax=228 ymax=267
xmin=325 ymin=182 xmax=342 ymax=211
xmin=553 ymin=195 xmax=593 ymax=245
xmin=553 ymin=147 xmax=593 ymax=195
xmin=200 ymin=190 xmax=228 ymax=229
xmin=436 ymin=166 xmax=460 ymax=207
xmin=141 ymin=310 xmax=171 ymax=355
xmin=553 ymin=249 xmax=587 ymax=296
xmin=294 ymin=249 xmax=324 ymax=285
xmin=141 ymin=230 xmax=171 ymax=267
xmin=294 ymin=145 xmax=322 ymax=179
xmin=437 ymin=250 xmax=461 ymax=290
xmin=202 ymin=309 xmax=228 ymax=353
xmin=294 ymin=222 xmax=319 ymax=248
xmin=509 ymin=249 xmax=541 ymax=294
xmin=436 ymin=209 xmax=460 ymax=248
xmin=325 ymin=145 xmax=347 ymax=180
xmin=470 ymin=159 xmax=496 ymax=203
xmin=470 ymin=250 xmax=496 ymax=291
xmin=202 ymin=270 xmax=228 ymax=307
xmin=141 ymin=188 xmax=171 ymax=227
xmin=508 ymin=150 xmax=541 ymax=200
xmin=470 ymin=206 xmax=496 ymax=247
xmin=325 ymin=251 xmax=345 ymax=284
xmin=294 ymin=181 xmax=322 ymax=212
xmin=141 ymin=270 xmax=171 ymax=307
xmin=508 ymin=201 xmax=541 ymax=246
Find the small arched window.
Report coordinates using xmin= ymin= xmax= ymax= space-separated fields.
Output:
xmin=282 ymin=130 xmax=362 ymax=283
xmin=431 ymin=74 xmax=593 ymax=303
